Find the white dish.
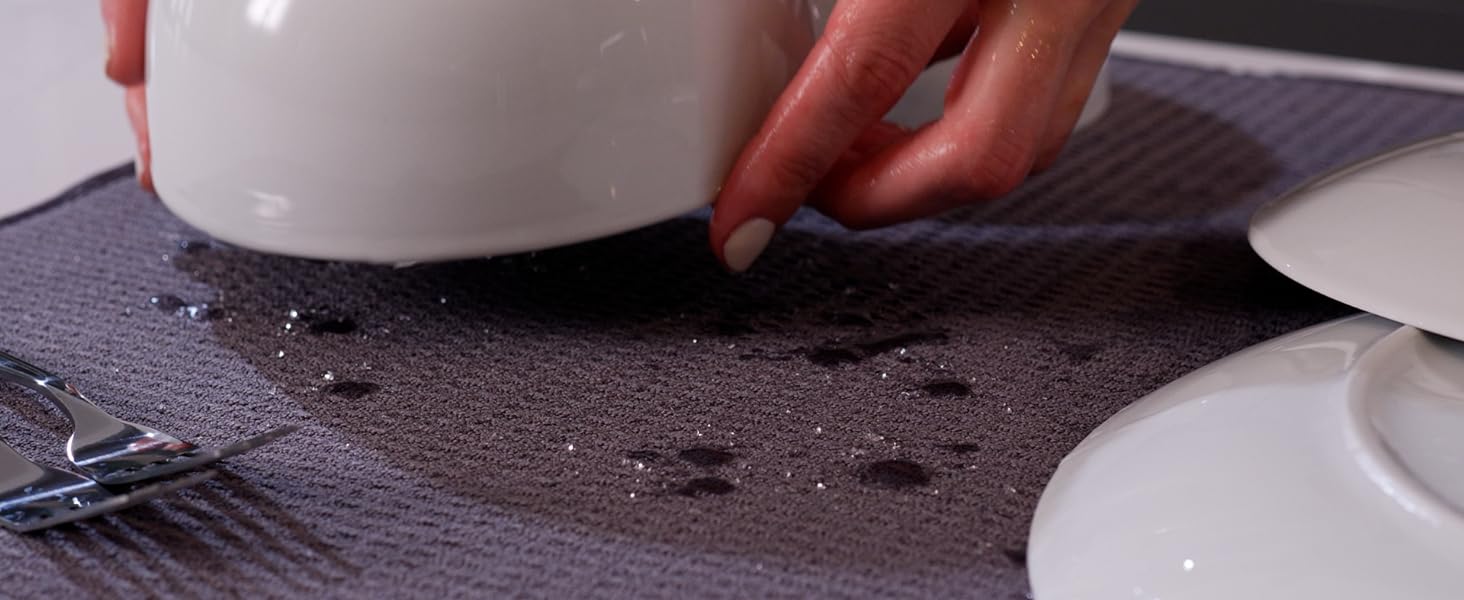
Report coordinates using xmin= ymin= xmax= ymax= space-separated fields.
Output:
xmin=1250 ymin=131 xmax=1464 ymax=341
xmin=147 ymin=0 xmax=816 ymax=263
xmin=1028 ymin=314 xmax=1464 ymax=599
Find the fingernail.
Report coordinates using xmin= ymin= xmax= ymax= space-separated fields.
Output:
xmin=103 ymin=27 xmax=114 ymax=73
xmin=135 ymin=156 xmax=154 ymax=192
xmin=722 ymin=218 xmax=776 ymax=273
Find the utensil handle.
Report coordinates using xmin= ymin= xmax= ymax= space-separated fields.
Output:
xmin=0 ymin=350 xmax=123 ymax=432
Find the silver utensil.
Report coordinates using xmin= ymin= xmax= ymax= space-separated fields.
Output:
xmin=0 ymin=440 xmax=215 ymax=532
xmin=0 ymin=349 xmax=296 ymax=485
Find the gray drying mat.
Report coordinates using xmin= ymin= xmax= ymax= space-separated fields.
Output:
xmin=3 ymin=57 xmax=1464 ymax=598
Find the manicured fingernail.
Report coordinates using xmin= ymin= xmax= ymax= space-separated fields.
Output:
xmin=722 ymin=218 xmax=776 ymax=273
xmin=104 ymin=27 xmax=114 ymax=72
xmin=135 ymin=156 xmax=153 ymax=192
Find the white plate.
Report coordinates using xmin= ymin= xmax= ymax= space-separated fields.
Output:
xmin=1250 ymin=131 xmax=1464 ymax=342
xmin=1028 ymin=314 xmax=1464 ymax=599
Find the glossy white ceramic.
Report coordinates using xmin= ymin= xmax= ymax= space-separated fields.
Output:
xmin=1029 ymin=314 xmax=1464 ymax=599
xmin=1250 ymin=131 xmax=1464 ymax=342
xmin=147 ymin=0 xmax=815 ymax=262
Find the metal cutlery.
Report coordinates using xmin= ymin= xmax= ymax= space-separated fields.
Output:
xmin=0 ymin=439 xmax=214 ymax=532
xmin=0 ymin=349 xmax=296 ymax=485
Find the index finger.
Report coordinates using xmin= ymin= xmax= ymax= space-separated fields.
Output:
xmin=709 ymin=0 xmax=966 ymax=272
xmin=103 ymin=0 xmax=148 ymax=85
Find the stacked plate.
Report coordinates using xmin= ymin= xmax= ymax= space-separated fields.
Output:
xmin=1029 ymin=132 xmax=1464 ymax=598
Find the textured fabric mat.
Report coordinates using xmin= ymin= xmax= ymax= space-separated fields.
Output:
xmin=3 ymin=57 xmax=1463 ymax=599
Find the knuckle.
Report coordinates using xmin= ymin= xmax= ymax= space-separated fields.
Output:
xmin=955 ymin=134 xmax=1035 ymax=198
xmin=824 ymin=30 xmax=926 ymax=104
xmin=765 ymin=148 xmax=830 ymax=192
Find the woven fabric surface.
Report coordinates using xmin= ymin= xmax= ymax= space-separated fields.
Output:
xmin=2 ymin=57 xmax=1463 ymax=599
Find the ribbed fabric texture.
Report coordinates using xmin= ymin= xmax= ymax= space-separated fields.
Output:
xmin=2 ymin=58 xmax=1462 ymax=598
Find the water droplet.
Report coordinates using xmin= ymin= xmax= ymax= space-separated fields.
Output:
xmin=879 ymin=372 xmax=889 ymax=380
xmin=922 ymin=380 xmax=972 ymax=397
xmin=149 ymin=295 xmax=187 ymax=313
xmin=806 ymin=346 xmax=860 ymax=367
xmin=625 ymin=450 xmax=661 ymax=463
xmin=438 ymin=297 xmax=448 ymax=304
xmin=813 ymin=426 xmax=823 ymax=435
xmin=858 ymin=460 xmax=930 ymax=489
xmin=1003 ymin=547 xmax=1027 ymax=567
xmin=288 ymin=309 xmax=301 ymax=320
xmin=322 ymin=372 xmax=336 ymax=381
xmin=274 ymin=350 xmax=285 ymax=359
xmin=677 ymin=447 xmax=735 ymax=467
xmin=305 ymin=314 xmax=358 ymax=335
xmin=323 ymin=381 xmax=379 ymax=399
xmin=566 ymin=444 xmax=576 ymax=451
xmin=676 ymin=477 xmax=735 ymax=497
xmin=939 ymin=443 xmax=981 ymax=454
xmin=815 ymin=482 xmax=827 ymax=490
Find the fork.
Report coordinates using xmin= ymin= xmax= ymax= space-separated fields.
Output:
xmin=0 ymin=438 xmax=215 ymax=532
xmin=0 ymin=349 xmax=297 ymax=485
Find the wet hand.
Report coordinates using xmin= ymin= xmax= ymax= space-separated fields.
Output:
xmin=710 ymin=0 xmax=1138 ymax=271
xmin=102 ymin=0 xmax=151 ymax=191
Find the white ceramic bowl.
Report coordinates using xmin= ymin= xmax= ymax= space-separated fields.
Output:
xmin=1029 ymin=315 xmax=1464 ymax=599
xmin=147 ymin=0 xmax=816 ymax=262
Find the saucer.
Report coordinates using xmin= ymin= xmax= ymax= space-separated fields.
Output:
xmin=1030 ymin=129 xmax=1464 ymax=598
xmin=1250 ymin=131 xmax=1464 ymax=341
xmin=1029 ymin=315 xmax=1464 ymax=599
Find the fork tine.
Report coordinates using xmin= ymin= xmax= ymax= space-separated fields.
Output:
xmin=0 ymin=438 xmax=216 ymax=533
xmin=91 ymin=425 xmax=300 ymax=485
xmin=2 ymin=471 xmax=217 ymax=533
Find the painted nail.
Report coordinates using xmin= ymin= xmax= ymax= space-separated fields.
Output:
xmin=722 ymin=218 xmax=776 ymax=273
xmin=103 ymin=27 xmax=115 ymax=73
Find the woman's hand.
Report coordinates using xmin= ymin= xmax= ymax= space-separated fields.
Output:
xmin=711 ymin=0 xmax=1138 ymax=271
xmin=102 ymin=0 xmax=151 ymax=191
